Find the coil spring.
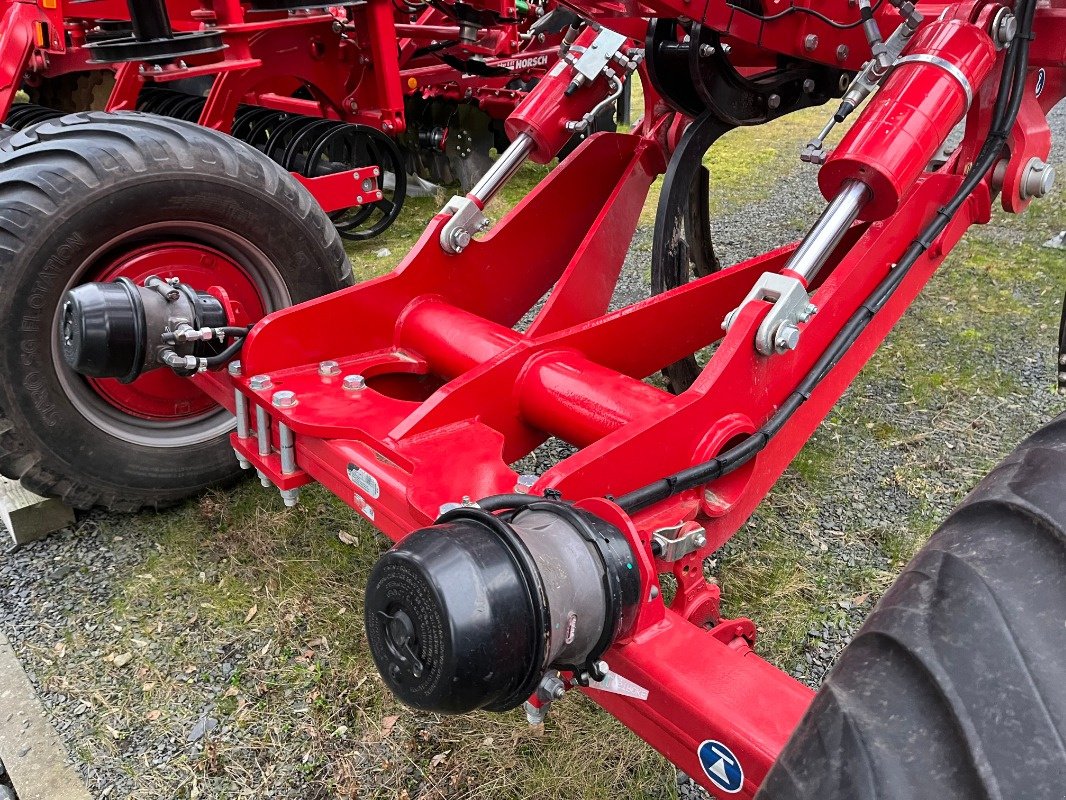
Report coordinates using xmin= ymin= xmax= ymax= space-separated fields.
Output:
xmin=4 ymin=91 xmax=406 ymax=241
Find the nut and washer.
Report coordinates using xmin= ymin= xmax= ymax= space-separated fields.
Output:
xmin=992 ymin=8 xmax=1017 ymax=48
xmin=272 ymin=390 xmax=298 ymax=408
xmin=318 ymin=360 xmax=341 ymax=377
xmin=249 ymin=374 xmax=273 ymax=391
xmin=775 ymin=323 xmax=801 ymax=352
xmin=228 ymin=360 xmax=243 ymax=377
xmin=343 ymin=374 xmax=367 ymax=391
xmin=449 ymin=228 xmax=472 ymax=252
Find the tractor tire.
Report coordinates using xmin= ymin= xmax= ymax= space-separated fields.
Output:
xmin=0 ymin=111 xmax=351 ymax=511
xmin=758 ymin=412 xmax=1066 ymax=799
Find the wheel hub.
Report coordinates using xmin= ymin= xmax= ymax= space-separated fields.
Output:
xmin=83 ymin=242 xmax=265 ymax=420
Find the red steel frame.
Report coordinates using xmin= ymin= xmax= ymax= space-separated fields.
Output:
xmin=20 ymin=0 xmax=1063 ymax=794
xmin=0 ymin=0 xmax=563 ymax=130
xmin=172 ymin=1 xmax=1064 ymax=794
xmin=0 ymin=0 xmax=565 ymax=211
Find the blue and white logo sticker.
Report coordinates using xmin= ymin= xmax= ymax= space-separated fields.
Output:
xmin=697 ymin=740 xmax=744 ymax=794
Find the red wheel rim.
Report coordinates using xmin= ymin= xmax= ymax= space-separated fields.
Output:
xmin=84 ymin=243 xmax=267 ymax=421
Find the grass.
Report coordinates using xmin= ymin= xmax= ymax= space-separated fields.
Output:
xmin=99 ymin=484 xmax=672 ymax=799
xmin=36 ymin=83 xmax=1065 ymax=798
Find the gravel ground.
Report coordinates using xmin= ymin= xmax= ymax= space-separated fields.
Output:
xmin=1 ymin=102 xmax=1063 ymax=800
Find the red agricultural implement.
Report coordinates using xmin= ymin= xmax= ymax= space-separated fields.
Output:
xmin=1 ymin=0 xmax=1065 ymax=796
xmin=0 ymin=0 xmax=578 ymax=238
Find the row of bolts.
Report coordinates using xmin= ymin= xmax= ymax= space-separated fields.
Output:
xmin=225 ymin=359 xmax=539 ymax=508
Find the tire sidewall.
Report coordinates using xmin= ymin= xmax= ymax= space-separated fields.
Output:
xmin=0 ymin=167 xmax=343 ymax=502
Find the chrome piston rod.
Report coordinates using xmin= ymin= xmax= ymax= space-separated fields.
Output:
xmin=785 ymin=179 xmax=871 ymax=284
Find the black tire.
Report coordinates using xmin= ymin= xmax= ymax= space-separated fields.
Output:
xmin=759 ymin=412 xmax=1066 ymax=799
xmin=0 ymin=111 xmax=351 ymax=512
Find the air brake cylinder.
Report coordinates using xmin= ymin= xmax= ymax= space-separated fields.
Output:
xmin=364 ymin=502 xmax=640 ymax=714
xmin=819 ymin=18 xmax=997 ymax=220
xmin=60 ymin=278 xmax=229 ymax=381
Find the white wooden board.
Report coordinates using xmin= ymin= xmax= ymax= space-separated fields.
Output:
xmin=0 ymin=477 xmax=74 ymax=546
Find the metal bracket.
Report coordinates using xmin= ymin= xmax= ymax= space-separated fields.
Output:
xmin=569 ymin=27 xmax=627 ymax=85
xmin=588 ymin=666 xmax=650 ymax=700
xmin=722 ymin=273 xmax=816 ymax=356
xmin=439 ymin=195 xmax=489 ymax=254
xmin=650 ymin=521 xmax=707 ymax=561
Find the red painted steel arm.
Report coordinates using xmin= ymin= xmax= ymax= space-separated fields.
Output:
xmin=179 ymin=3 xmax=1065 ymax=796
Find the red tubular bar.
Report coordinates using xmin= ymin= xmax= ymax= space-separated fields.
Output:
xmin=519 ymin=351 xmax=669 ymax=447
xmin=396 ymin=296 xmax=669 ymax=446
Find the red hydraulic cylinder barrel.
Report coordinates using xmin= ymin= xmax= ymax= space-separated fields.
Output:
xmin=819 ymin=19 xmax=996 ymax=220
xmin=505 ymin=27 xmax=620 ymax=163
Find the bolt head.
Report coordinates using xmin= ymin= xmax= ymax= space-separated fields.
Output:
xmin=1021 ymin=159 xmax=1055 ymax=200
xmin=318 ymin=360 xmax=341 ymax=377
xmin=693 ymin=532 xmax=707 ymax=549
xmin=227 ymin=360 xmax=243 ymax=377
xmin=249 ymin=374 xmax=272 ymax=391
xmin=804 ymin=33 xmax=819 ymax=51
xmin=649 ymin=585 xmax=660 ymax=600
xmin=450 ymin=228 xmax=472 ymax=251
xmin=836 ymin=44 xmax=849 ymax=61
xmin=272 ymin=390 xmax=297 ymax=408
xmin=698 ymin=43 xmax=715 ymax=57
xmin=342 ymin=374 xmax=366 ymax=391
xmin=767 ymin=93 xmax=781 ymax=110
xmin=802 ymin=78 xmax=816 ymax=94
xmin=994 ymin=10 xmax=1017 ymax=46
xmin=775 ymin=324 xmax=801 ymax=352
xmin=361 ymin=178 xmax=374 ymax=192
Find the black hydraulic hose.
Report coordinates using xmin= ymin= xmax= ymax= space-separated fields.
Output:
xmin=217 ymin=326 xmax=253 ymax=338
xmin=470 ymin=493 xmax=543 ymax=514
xmin=203 ymin=337 xmax=246 ymax=368
xmin=616 ymin=3 xmax=1036 ymax=514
